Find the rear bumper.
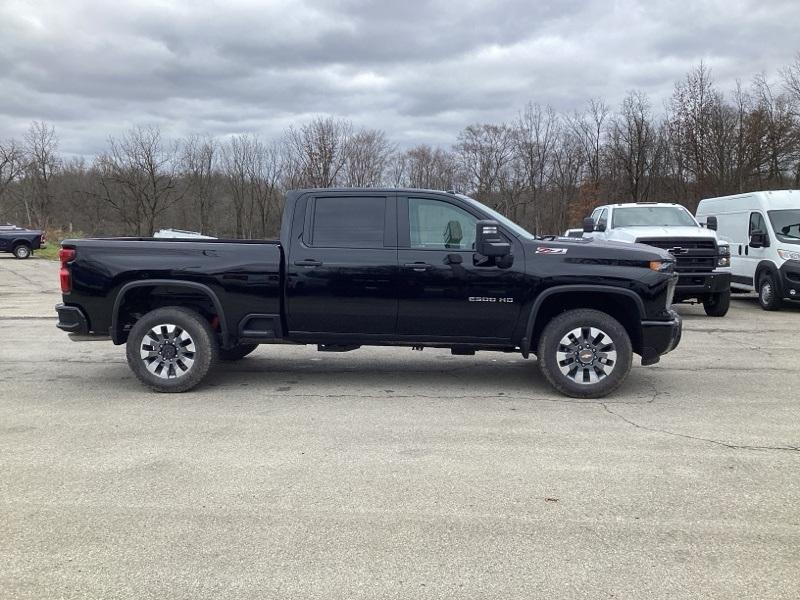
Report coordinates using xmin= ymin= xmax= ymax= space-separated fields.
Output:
xmin=56 ymin=304 xmax=110 ymax=341
xmin=56 ymin=303 xmax=89 ymax=334
xmin=674 ymin=271 xmax=730 ymax=299
xmin=639 ymin=310 xmax=682 ymax=366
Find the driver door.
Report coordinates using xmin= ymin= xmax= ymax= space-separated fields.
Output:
xmin=396 ymin=194 xmax=524 ymax=341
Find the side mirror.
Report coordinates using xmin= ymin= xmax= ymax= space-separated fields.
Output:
xmin=475 ymin=220 xmax=511 ymax=257
xmin=706 ymin=216 xmax=718 ymax=231
xmin=749 ymin=230 xmax=769 ymax=248
xmin=582 ymin=217 xmax=595 ymax=233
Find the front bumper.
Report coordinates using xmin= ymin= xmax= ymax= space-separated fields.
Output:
xmin=639 ymin=310 xmax=682 ymax=366
xmin=673 ymin=271 xmax=730 ymax=299
xmin=779 ymin=261 xmax=800 ymax=300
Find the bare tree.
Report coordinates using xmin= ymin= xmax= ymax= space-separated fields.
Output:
xmin=569 ymin=99 xmax=609 ymax=198
xmin=284 ymin=116 xmax=352 ymax=188
xmin=400 ymin=145 xmax=461 ymax=191
xmin=21 ymin=121 xmax=61 ymax=228
xmin=182 ymin=134 xmax=218 ymax=234
xmin=221 ymin=134 xmax=258 ymax=238
xmin=0 ymin=138 xmax=24 ymax=219
xmin=342 ymin=128 xmax=394 ymax=187
xmin=515 ymin=103 xmax=559 ymax=230
xmin=455 ymin=123 xmax=516 ymax=219
xmin=250 ymin=140 xmax=284 ymax=238
xmin=97 ymin=126 xmax=184 ymax=236
xmin=608 ymin=91 xmax=663 ymax=202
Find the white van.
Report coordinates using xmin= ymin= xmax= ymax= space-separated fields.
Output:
xmin=696 ymin=190 xmax=800 ymax=310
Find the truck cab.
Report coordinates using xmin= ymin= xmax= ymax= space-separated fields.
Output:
xmin=696 ymin=190 xmax=800 ymax=310
xmin=583 ymin=202 xmax=731 ymax=316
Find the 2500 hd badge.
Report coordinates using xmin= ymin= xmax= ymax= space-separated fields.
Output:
xmin=469 ymin=297 xmax=514 ymax=303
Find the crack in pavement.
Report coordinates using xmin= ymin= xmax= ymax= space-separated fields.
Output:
xmin=600 ymin=403 xmax=800 ymax=453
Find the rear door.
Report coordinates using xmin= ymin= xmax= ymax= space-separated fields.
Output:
xmin=285 ymin=192 xmax=398 ymax=335
xmin=396 ymin=194 xmax=524 ymax=341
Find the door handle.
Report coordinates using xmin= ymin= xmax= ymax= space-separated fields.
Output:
xmin=404 ymin=262 xmax=431 ymax=272
xmin=294 ymin=259 xmax=322 ymax=267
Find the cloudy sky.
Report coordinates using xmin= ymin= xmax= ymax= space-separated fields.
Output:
xmin=1 ymin=0 xmax=798 ymax=156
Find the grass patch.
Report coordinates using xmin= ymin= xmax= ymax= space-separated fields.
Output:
xmin=35 ymin=244 xmax=61 ymax=260
xmin=34 ymin=229 xmax=85 ymax=260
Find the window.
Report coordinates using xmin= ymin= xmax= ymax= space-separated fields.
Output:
xmin=611 ymin=206 xmax=697 ymax=228
xmin=409 ymin=197 xmax=477 ymax=250
xmin=311 ymin=196 xmax=385 ymax=248
xmin=768 ymin=209 xmax=800 ymax=244
xmin=749 ymin=212 xmax=767 ymax=235
xmin=597 ymin=209 xmax=609 ymax=228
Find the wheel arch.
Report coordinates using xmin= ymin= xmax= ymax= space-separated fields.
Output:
xmin=522 ymin=285 xmax=645 ymax=358
xmin=111 ymin=279 xmax=229 ymax=346
xmin=755 ymin=260 xmax=782 ymax=294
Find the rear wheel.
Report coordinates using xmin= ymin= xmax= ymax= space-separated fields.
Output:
xmin=219 ymin=343 xmax=258 ymax=361
xmin=537 ymin=309 xmax=632 ymax=399
xmin=12 ymin=244 xmax=31 ymax=259
xmin=125 ymin=307 xmax=218 ymax=392
xmin=757 ymin=272 xmax=783 ymax=311
xmin=702 ymin=290 xmax=730 ymax=317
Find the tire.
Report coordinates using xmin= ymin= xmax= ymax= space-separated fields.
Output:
xmin=537 ymin=309 xmax=633 ymax=399
xmin=218 ymin=343 xmax=258 ymax=361
xmin=125 ymin=307 xmax=218 ymax=392
xmin=12 ymin=244 xmax=31 ymax=259
xmin=702 ymin=290 xmax=730 ymax=317
xmin=757 ymin=272 xmax=783 ymax=311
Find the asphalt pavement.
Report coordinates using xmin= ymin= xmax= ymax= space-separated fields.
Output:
xmin=1 ymin=255 xmax=798 ymax=599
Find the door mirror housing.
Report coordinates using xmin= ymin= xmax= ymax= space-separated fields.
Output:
xmin=582 ymin=217 xmax=595 ymax=233
xmin=475 ymin=220 xmax=511 ymax=257
xmin=749 ymin=230 xmax=769 ymax=248
xmin=706 ymin=216 xmax=718 ymax=231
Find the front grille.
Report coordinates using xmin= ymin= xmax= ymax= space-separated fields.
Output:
xmin=636 ymin=238 xmax=717 ymax=273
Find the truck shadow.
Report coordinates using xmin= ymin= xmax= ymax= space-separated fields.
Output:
xmin=201 ymin=352 xmax=661 ymax=405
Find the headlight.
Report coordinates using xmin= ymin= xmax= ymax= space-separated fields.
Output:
xmin=778 ymin=248 xmax=800 ymax=261
xmin=717 ymin=244 xmax=730 ymax=267
xmin=649 ymin=260 xmax=673 ymax=272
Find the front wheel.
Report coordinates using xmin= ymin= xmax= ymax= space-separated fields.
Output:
xmin=703 ymin=290 xmax=730 ymax=317
xmin=537 ymin=309 xmax=633 ymax=399
xmin=125 ymin=307 xmax=218 ymax=392
xmin=757 ymin=273 xmax=783 ymax=311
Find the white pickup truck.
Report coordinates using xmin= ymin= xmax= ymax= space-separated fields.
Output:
xmin=582 ymin=202 xmax=732 ymax=316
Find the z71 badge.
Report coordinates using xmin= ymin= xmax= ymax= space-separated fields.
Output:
xmin=535 ymin=246 xmax=568 ymax=254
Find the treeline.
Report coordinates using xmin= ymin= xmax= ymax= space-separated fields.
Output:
xmin=1 ymin=58 xmax=800 ymax=238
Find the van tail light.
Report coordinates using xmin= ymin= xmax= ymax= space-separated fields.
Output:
xmin=59 ymin=247 xmax=76 ymax=293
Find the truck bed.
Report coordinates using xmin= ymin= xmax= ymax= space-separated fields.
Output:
xmin=60 ymin=237 xmax=283 ymax=344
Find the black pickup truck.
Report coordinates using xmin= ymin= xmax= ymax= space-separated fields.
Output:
xmin=56 ymin=188 xmax=682 ymax=398
xmin=0 ymin=224 xmax=45 ymax=259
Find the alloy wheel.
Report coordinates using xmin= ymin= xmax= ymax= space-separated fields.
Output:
xmin=556 ymin=326 xmax=617 ymax=385
xmin=139 ymin=323 xmax=196 ymax=379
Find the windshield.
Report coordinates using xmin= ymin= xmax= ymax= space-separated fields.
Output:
xmin=612 ymin=206 xmax=697 ymax=228
xmin=768 ymin=209 xmax=800 ymax=244
xmin=456 ymin=194 xmax=535 ymax=239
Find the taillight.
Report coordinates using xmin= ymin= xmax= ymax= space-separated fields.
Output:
xmin=59 ymin=247 xmax=76 ymax=293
